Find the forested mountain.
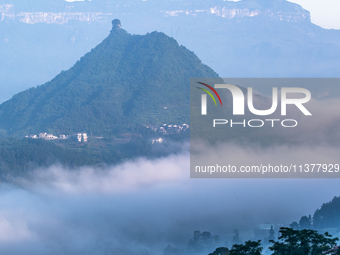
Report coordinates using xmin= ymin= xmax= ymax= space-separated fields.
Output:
xmin=0 ymin=19 xmax=218 ymax=136
xmin=290 ymin=196 xmax=340 ymax=230
xmin=313 ymin=196 xmax=340 ymax=229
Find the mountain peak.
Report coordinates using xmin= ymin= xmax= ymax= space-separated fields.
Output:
xmin=111 ymin=19 xmax=122 ymax=31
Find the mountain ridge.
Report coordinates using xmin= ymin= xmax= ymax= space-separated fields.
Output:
xmin=0 ymin=0 xmax=311 ymax=25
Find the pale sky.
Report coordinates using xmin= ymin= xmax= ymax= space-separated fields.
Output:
xmin=228 ymin=0 xmax=340 ymax=29
xmin=289 ymin=0 xmax=340 ymax=29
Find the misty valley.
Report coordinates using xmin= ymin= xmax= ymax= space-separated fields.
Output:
xmin=0 ymin=0 xmax=340 ymax=254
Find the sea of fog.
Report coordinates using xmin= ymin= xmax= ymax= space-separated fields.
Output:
xmin=0 ymin=144 xmax=340 ymax=254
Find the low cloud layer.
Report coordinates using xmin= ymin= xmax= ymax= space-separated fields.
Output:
xmin=1 ymin=142 xmax=340 ymax=254
xmin=19 ymin=153 xmax=189 ymax=194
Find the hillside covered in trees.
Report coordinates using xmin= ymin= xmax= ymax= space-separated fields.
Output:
xmin=0 ymin=19 xmax=218 ymax=136
xmin=0 ymin=130 xmax=188 ymax=178
xmin=290 ymin=196 xmax=340 ymax=231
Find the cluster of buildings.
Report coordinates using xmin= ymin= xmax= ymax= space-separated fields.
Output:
xmin=25 ymin=123 xmax=190 ymax=145
xmin=147 ymin=123 xmax=189 ymax=134
xmin=25 ymin=132 xmax=88 ymax=142
xmin=148 ymin=123 xmax=189 ymax=145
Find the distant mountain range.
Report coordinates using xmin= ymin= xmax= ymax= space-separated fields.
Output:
xmin=1 ymin=0 xmax=340 ymax=102
xmin=0 ymin=19 xmax=217 ymax=136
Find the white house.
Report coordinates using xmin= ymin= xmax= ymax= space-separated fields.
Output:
xmin=77 ymin=133 xmax=82 ymax=142
xmin=46 ymin=134 xmax=58 ymax=140
xmin=83 ymin=133 xmax=88 ymax=142
xmin=39 ymin=133 xmax=47 ymax=138
xmin=152 ymin=138 xmax=163 ymax=144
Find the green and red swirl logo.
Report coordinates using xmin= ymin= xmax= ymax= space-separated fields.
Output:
xmin=196 ymin=82 xmax=223 ymax=106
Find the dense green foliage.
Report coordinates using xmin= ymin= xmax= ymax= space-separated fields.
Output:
xmin=204 ymin=228 xmax=339 ymax=255
xmin=0 ymin=20 xmax=218 ymax=136
xmin=230 ymin=240 xmax=262 ymax=255
xmin=269 ymin=227 xmax=339 ymax=255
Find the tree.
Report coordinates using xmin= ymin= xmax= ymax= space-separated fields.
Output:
xmin=290 ymin=214 xmax=313 ymax=230
xmin=187 ymin=230 xmax=221 ymax=253
xmin=208 ymin=247 xmax=229 ymax=255
xmin=163 ymin=244 xmax=184 ymax=255
xmin=313 ymin=196 xmax=340 ymax=229
xmin=299 ymin=215 xmax=312 ymax=229
xmin=232 ymin=229 xmax=241 ymax=244
xmin=230 ymin=240 xmax=262 ymax=255
xmin=269 ymin=227 xmax=339 ymax=255
xmin=289 ymin=222 xmax=299 ymax=229
xmin=269 ymin=225 xmax=275 ymax=241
